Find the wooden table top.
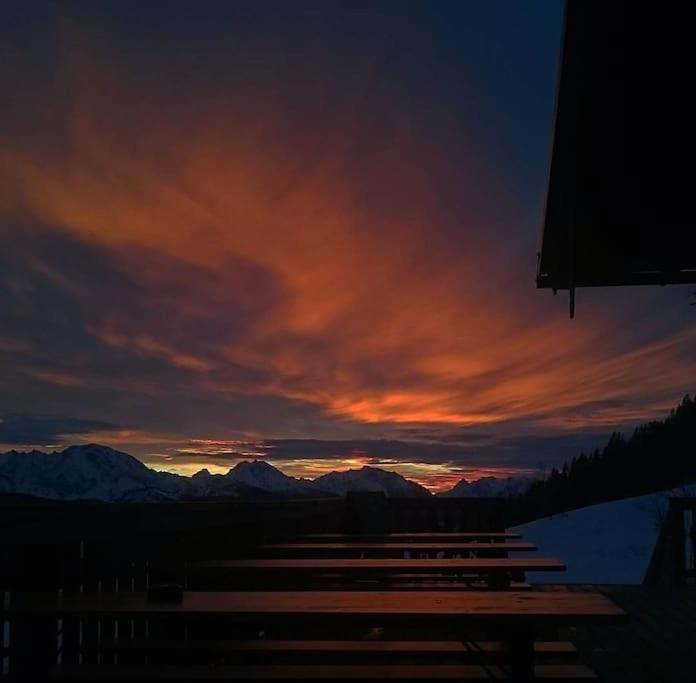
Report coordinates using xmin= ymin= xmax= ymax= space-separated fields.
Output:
xmin=5 ymin=590 xmax=627 ymax=625
xmin=260 ymin=542 xmax=537 ymax=553
xmin=184 ymin=557 xmax=563 ymax=573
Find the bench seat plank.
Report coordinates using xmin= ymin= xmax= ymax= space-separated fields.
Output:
xmin=93 ymin=639 xmax=577 ymax=656
xmin=182 ymin=558 xmax=562 ymax=574
xmin=51 ymin=664 xmax=597 ymax=681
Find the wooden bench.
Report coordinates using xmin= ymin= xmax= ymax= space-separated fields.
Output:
xmin=258 ymin=542 xmax=537 ymax=558
xmin=5 ymin=589 xmax=626 ymax=680
xmin=90 ymin=637 xmax=577 ymax=659
xmin=50 ymin=663 xmax=598 ymax=681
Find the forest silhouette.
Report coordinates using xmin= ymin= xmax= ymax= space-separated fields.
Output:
xmin=515 ymin=395 xmax=696 ymax=523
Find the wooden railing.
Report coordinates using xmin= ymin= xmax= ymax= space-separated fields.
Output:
xmin=0 ymin=495 xmax=514 ymax=678
xmin=340 ymin=492 xmax=509 ymax=534
xmin=1 ymin=494 xmax=513 ymax=595
xmin=669 ymin=497 xmax=696 ymax=585
xmin=644 ymin=497 xmax=696 ymax=586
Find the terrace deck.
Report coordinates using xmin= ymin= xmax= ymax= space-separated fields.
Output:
xmin=554 ymin=586 xmax=696 ymax=683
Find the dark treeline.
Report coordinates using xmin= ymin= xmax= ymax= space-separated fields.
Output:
xmin=511 ymin=394 xmax=696 ymax=524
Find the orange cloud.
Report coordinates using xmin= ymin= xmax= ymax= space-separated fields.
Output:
xmin=1 ymin=34 xmax=694 ymax=458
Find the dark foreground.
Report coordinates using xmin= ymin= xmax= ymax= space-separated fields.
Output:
xmin=558 ymin=585 xmax=696 ymax=683
xmin=2 ymin=494 xmax=694 ymax=681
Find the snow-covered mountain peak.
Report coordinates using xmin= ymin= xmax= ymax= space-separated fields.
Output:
xmin=0 ymin=444 xmax=184 ymax=502
xmin=439 ymin=474 xmax=536 ymax=498
xmin=224 ymin=459 xmax=311 ymax=494
xmin=1 ymin=445 xmax=444 ymax=501
xmin=312 ymin=465 xmax=431 ymax=498
xmin=229 ymin=459 xmax=277 ymax=474
xmin=61 ymin=444 xmax=149 ymax=471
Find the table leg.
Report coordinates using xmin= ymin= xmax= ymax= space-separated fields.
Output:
xmin=504 ymin=624 xmax=535 ymax=681
xmin=8 ymin=613 xmax=58 ymax=677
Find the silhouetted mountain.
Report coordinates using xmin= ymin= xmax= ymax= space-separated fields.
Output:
xmin=224 ymin=460 xmax=314 ymax=495
xmin=312 ymin=465 xmax=431 ymax=498
xmin=186 ymin=460 xmax=316 ymax=499
xmin=0 ymin=446 xmax=329 ymax=502
xmin=184 ymin=468 xmax=244 ymax=499
xmin=0 ymin=444 xmax=184 ymax=502
xmin=438 ymin=475 xmax=535 ymax=498
xmin=0 ymin=446 xmax=435 ymax=501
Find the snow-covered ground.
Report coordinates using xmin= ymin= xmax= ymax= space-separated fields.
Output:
xmin=512 ymin=486 xmax=695 ymax=584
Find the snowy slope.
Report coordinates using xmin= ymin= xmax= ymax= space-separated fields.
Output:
xmin=512 ymin=486 xmax=694 ymax=584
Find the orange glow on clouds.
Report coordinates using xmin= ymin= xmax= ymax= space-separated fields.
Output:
xmin=147 ymin=445 xmax=528 ymax=493
xmin=1 ymin=31 xmax=695 ymax=486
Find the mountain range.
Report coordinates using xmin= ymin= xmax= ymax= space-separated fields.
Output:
xmin=437 ymin=475 xmax=536 ymax=499
xmin=0 ymin=444 xmax=534 ymax=502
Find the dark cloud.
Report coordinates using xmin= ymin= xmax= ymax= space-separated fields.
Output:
xmin=264 ymin=439 xmax=471 ymax=463
xmin=493 ymin=433 xmax=609 ymax=470
xmin=0 ymin=413 xmax=121 ymax=446
xmin=0 ymin=414 xmax=636 ymax=475
xmin=397 ymin=427 xmax=495 ymax=444
xmin=0 ymin=224 xmax=295 ymax=411
xmin=0 ymin=224 xmax=287 ymax=377
xmin=498 ymin=433 xmax=609 ymax=451
xmin=169 ymin=432 xmax=612 ymax=472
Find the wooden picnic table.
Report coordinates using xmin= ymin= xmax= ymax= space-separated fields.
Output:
xmin=5 ymin=590 xmax=627 ymax=680
xmin=4 ymin=589 xmax=625 ymax=624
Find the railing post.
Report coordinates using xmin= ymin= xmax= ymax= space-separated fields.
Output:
xmin=673 ymin=499 xmax=687 ymax=586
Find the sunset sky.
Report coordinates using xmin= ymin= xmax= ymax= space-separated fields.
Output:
xmin=1 ymin=1 xmax=694 ymax=491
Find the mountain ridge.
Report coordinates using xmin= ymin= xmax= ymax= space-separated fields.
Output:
xmin=0 ymin=444 xmax=530 ymax=502
xmin=313 ymin=465 xmax=431 ymax=498
xmin=437 ymin=475 xmax=535 ymax=498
